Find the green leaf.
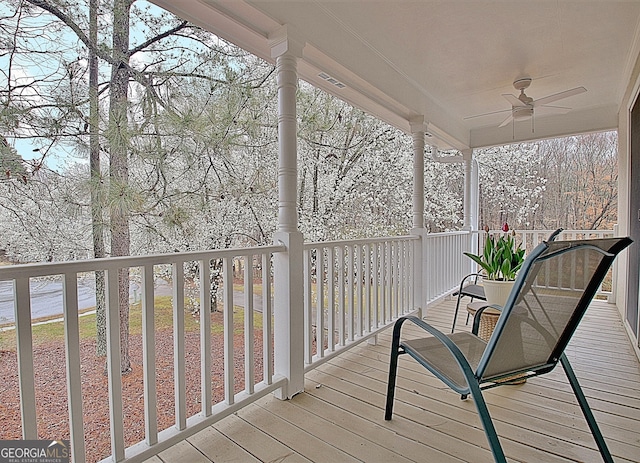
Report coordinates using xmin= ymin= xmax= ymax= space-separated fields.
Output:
xmin=464 ymin=232 xmax=526 ymax=280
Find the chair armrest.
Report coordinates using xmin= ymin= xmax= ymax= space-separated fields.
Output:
xmin=392 ymin=316 xmax=477 ymax=394
xmin=471 ymin=304 xmax=503 ymax=336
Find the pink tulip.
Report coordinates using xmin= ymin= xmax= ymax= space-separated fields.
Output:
xmin=502 ymin=222 xmax=509 ymax=232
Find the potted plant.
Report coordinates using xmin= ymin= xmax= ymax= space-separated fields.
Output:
xmin=464 ymin=228 xmax=525 ymax=307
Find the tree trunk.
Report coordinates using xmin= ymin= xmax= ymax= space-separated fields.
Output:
xmin=109 ymin=0 xmax=132 ymax=373
xmin=89 ymin=0 xmax=107 ymax=357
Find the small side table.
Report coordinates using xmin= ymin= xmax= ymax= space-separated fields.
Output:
xmin=466 ymin=301 xmax=501 ymax=342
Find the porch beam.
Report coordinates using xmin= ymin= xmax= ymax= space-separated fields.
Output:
xmin=270 ymin=26 xmax=305 ymax=400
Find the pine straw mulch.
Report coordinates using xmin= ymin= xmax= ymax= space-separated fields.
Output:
xmin=0 ymin=312 xmax=264 ymax=463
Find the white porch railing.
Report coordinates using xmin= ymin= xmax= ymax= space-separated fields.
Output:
xmin=302 ymin=236 xmax=419 ymax=370
xmin=486 ymin=228 xmax=618 ymax=300
xmin=0 ymin=236 xmax=426 ymax=463
xmin=0 ymin=244 xmax=286 ymax=463
xmin=506 ymin=228 xmax=618 ymax=254
xmin=0 ymin=228 xmax=619 ymax=463
xmin=423 ymin=230 xmax=477 ymax=304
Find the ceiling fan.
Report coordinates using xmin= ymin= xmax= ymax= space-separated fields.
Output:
xmin=466 ymin=78 xmax=587 ymax=128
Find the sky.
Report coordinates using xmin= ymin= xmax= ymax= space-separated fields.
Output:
xmin=1 ymin=0 xmax=166 ymax=173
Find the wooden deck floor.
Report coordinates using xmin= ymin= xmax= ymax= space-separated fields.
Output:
xmin=145 ymin=299 xmax=640 ymax=463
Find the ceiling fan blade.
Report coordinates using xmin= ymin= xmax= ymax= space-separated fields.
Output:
xmin=498 ymin=113 xmax=514 ymax=128
xmin=533 ymin=86 xmax=587 ymax=107
xmin=502 ymin=94 xmax=527 ymax=107
xmin=536 ymin=105 xmax=572 ymax=115
xmin=464 ymin=108 xmax=511 ymax=120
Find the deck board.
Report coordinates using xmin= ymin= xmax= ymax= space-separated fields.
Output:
xmin=151 ymin=299 xmax=640 ymax=463
xmin=319 ymin=350 xmax=610 ymax=462
xmin=186 ymin=426 xmax=261 ymax=462
xmin=214 ymin=414 xmax=310 ymax=463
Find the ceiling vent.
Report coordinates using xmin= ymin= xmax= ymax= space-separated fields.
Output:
xmin=318 ymin=72 xmax=346 ymax=89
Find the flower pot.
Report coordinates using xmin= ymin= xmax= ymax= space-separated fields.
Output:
xmin=482 ymin=279 xmax=515 ymax=308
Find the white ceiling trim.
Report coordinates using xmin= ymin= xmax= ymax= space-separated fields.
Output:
xmin=620 ymin=17 xmax=640 ymax=111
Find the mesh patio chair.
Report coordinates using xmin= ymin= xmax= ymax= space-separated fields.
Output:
xmin=450 ymin=272 xmax=486 ymax=332
xmin=385 ymin=236 xmax=632 ymax=463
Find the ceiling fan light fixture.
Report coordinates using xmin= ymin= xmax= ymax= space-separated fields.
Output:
xmin=513 ymin=106 xmax=533 ymax=121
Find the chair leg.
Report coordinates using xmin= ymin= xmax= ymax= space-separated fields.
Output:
xmin=468 ymin=385 xmax=507 ymax=463
xmin=386 ymin=315 xmax=506 ymax=462
xmin=560 ymin=354 xmax=614 ymax=463
xmin=385 ymin=319 xmax=406 ymax=420
xmin=451 ymin=293 xmax=464 ymax=333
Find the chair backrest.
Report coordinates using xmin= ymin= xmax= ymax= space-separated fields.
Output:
xmin=476 ymin=237 xmax=632 ymax=381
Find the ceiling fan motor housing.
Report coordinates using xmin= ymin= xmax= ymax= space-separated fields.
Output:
xmin=513 ymin=78 xmax=532 ymax=91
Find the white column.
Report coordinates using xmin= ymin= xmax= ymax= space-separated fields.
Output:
xmin=462 ymin=149 xmax=473 ymax=230
xmin=411 ymin=119 xmax=425 ymax=229
xmin=270 ymin=26 xmax=305 ymax=399
xmin=471 ymin=156 xmax=479 ymax=231
xmin=410 ymin=117 xmax=427 ymax=318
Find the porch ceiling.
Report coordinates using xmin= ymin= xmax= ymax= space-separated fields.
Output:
xmin=152 ymin=0 xmax=640 ymax=150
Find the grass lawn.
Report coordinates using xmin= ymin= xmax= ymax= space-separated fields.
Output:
xmin=0 ymin=295 xmax=263 ymax=352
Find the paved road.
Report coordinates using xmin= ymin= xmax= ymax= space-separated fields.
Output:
xmin=0 ymin=279 xmax=99 ymax=325
xmin=0 ymin=278 xmax=262 ymax=326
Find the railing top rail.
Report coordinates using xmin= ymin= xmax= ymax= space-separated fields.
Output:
xmin=424 ymin=230 xmax=473 ymax=238
xmin=1 ymin=229 xmax=615 ymax=280
xmin=303 ymin=235 xmax=418 ymax=249
xmin=487 ymin=229 xmax=615 ymax=235
xmin=0 ymin=244 xmax=286 ymax=280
